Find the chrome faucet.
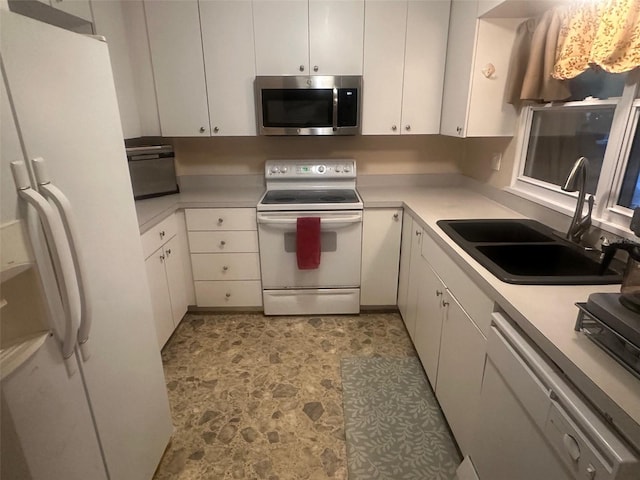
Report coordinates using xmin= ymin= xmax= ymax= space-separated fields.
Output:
xmin=562 ymin=156 xmax=594 ymax=244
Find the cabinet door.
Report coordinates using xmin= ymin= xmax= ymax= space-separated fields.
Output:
xmin=397 ymin=212 xmax=413 ymax=319
xmin=309 ymin=0 xmax=364 ymax=75
xmin=145 ymin=0 xmax=211 ymax=136
xmin=413 ymin=260 xmax=445 ymax=387
xmin=253 ymin=0 xmax=309 ymax=75
xmin=401 ymin=0 xmax=449 ymax=134
xmin=163 ymin=236 xmax=188 ymax=328
xmin=361 ymin=0 xmax=406 ymax=135
xmin=403 ymin=223 xmax=424 ymax=340
xmin=440 ymin=0 xmax=478 ymax=137
xmin=145 ymin=247 xmax=174 ymax=348
xmin=360 ymin=208 xmax=402 ymax=306
xmin=436 ymin=291 xmax=486 ymax=455
xmin=200 ymin=0 xmax=257 ymax=136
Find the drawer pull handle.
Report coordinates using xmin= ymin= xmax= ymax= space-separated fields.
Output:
xmin=222 ymin=265 xmax=229 ymax=271
xmin=220 ymin=240 xmax=226 ymax=246
xmin=393 ymin=213 xmax=399 ymax=220
xmin=217 ymin=218 xmax=224 ymax=224
xmin=225 ymin=292 xmax=231 ymax=298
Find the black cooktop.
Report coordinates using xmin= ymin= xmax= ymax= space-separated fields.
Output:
xmin=261 ymin=189 xmax=360 ymax=204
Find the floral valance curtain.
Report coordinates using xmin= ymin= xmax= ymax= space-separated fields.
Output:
xmin=507 ymin=0 xmax=640 ymax=105
xmin=553 ymin=0 xmax=640 ymax=79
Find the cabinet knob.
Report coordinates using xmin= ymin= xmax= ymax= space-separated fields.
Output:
xmin=299 ymin=65 xmax=305 ymax=72
xmin=415 ymin=230 xmax=421 ymax=236
xmin=436 ymin=290 xmax=443 ymax=297
xmin=313 ymin=65 xmax=319 ymax=72
xmin=159 ymin=254 xmax=165 ymax=262
xmin=159 ymin=230 xmax=165 ymax=238
xmin=391 ymin=125 xmax=397 ymax=131
xmin=217 ymin=218 xmax=224 ymax=224
xmin=405 ymin=125 xmax=411 ymax=131
xmin=456 ymin=126 xmax=462 ymax=134
xmin=220 ymin=240 xmax=226 ymax=246
xmin=225 ymin=292 xmax=231 ymax=298
xmin=393 ymin=213 xmax=399 ymax=220
xmin=442 ymin=300 xmax=450 ymax=307
xmin=165 ymin=248 xmax=171 ymax=257
xmin=213 ymin=126 xmax=219 ymax=134
xmin=222 ymin=265 xmax=229 ymax=271
xmin=199 ymin=126 xmax=206 ymax=133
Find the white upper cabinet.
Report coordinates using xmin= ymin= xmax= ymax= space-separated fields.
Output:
xmin=308 ymin=0 xmax=364 ymax=75
xmin=145 ymin=0 xmax=211 ymax=137
xmin=200 ymin=0 xmax=257 ymax=136
xmin=362 ymin=0 xmax=450 ymax=135
xmin=401 ymin=0 xmax=450 ymax=134
xmin=253 ymin=0 xmax=364 ymax=76
xmin=440 ymin=0 xmax=521 ymax=137
xmin=362 ymin=0 xmax=406 ymax=135
xmin=253 ymin=0 xmax=310 ymax=75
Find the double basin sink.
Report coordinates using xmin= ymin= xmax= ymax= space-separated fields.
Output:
xmin=436 ymin=219 xmax=623 ymax=285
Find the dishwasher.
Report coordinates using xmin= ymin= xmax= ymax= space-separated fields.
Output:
xmin=471 ymin=312 xmax=640 ymax=480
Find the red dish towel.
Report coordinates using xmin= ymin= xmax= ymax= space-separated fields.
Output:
xmin=296 ymin=217 xmax=321 ymax=269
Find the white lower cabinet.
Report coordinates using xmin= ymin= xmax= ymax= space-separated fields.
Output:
xmin=398 ymin=210 xmax=493 ymax=456
xmin=186 ymin=208 xmax=262 ymax=308
xmin=142 ymin=213 xmax=192 ymax=348
xmin=360 ymin=208 xmax=402 ymax=306
xmin=435 ymin=290 xmax=487 ymax=455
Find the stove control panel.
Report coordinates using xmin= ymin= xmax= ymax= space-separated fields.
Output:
xmin=265 ymin=159 xmax=356 ymax=178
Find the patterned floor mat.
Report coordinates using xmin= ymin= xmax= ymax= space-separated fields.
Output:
xmin=341 ymin=357 xmax=461 ymax=480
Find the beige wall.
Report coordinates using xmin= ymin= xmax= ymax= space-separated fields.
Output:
xmin=173 ymin=135 xmax=464 ymax=176
xmin=456 ymin=136 xmax=518 ymax=188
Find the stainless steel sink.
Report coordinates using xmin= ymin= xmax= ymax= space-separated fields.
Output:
xmin=437 ymin=219 xmax=623 ymax=285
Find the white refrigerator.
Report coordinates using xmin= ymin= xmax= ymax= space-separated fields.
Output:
xmin=0 ymin=10 xmax=173 ymax=480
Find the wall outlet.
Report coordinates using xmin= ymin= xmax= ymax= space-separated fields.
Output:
xmin=491 ymin=153 xmax=502 ymax=171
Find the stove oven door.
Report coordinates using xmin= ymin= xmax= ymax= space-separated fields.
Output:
xmin=257 ymin=210 xmax=362 ymax=289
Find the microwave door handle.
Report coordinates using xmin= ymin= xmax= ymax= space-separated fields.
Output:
xmin=10 ymin=161 xmax=78 ymax=376
xmin=332 ymin=87 xmax=338 ymax=131
xmin=32 ymin=158 xmax=92 ymax=361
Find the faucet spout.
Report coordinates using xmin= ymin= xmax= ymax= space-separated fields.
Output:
xmin=562 ymin=156 xmax=592 ymax=243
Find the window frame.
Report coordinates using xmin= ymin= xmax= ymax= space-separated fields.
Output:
xmin=508 ymin=69 xmax=640 ymax=238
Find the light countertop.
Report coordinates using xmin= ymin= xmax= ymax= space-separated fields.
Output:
xmin=137 ymin=183 xmax=640 ymax=448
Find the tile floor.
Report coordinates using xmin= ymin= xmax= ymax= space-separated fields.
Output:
xmin=153 ymin=312 xmax=418 ymax=480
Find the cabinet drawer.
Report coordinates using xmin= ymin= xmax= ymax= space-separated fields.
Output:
xmin=191 ymin=253 xmax=261 ymax=281
xmin=421 ymin=229 xmax=493 ymax=337
xmin=194 ymin=280 xmax=262 ymax=307
xmin=188 ymin=231 xmax=258 ymax=253
xmin=185 ymin=208 xmax=257 ymax=231
xmin=141 ymin=214 xmax=177 ymax=260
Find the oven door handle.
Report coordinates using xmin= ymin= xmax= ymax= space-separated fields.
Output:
xmin=257 ymin=214 xmax=362 ymax=226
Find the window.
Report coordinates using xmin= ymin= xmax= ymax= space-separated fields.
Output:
xmin=511 ymin=69 xmax=640 ymax=236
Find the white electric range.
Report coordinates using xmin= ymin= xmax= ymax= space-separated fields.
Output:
xmin=257 ymin=159 xmax=363 ymax=315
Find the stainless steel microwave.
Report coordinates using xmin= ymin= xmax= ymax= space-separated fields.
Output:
xmin=255 ymin=75 xmax=362 ymax=136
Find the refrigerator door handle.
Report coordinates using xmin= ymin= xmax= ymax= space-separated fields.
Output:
xmin=32 ymin=157 xmax=92 ymax=361
xmin=10 ymin=161 xmax=79 ymax=375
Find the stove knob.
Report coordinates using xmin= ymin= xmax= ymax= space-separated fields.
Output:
xmin=270 ymin=166 xmax=280 ymax=174
xmin=335 ymin=165 xmax=342 ymax=173
xmin=281 ymin=166 xmax=288 ymax=173
xmin=317 ymin=165 xmax=326 ymax=174
xmin=344 ymin=165 xmax=351 ymax=173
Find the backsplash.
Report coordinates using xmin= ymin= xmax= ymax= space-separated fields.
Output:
xmin=172 ymin=135 xmax=463 ymax=176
